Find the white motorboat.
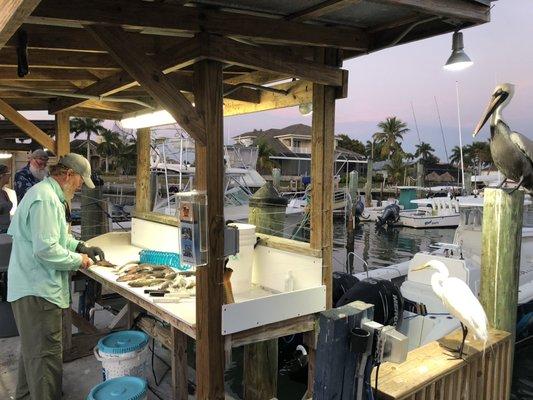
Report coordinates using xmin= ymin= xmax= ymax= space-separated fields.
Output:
xmin=355 ymin=196 xmax=533 ymax=350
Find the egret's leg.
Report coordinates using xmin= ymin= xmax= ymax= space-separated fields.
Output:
xmin=509 ymin=176 xmax=524 ymax=194
xmin=496 ymin=178 xmax=508 ymax=188
xmin=458 ymin=323 xmax=468 ymax=359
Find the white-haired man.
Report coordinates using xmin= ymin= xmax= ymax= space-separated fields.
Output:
xmin=8 ymin=153 xmax=105 ymax=400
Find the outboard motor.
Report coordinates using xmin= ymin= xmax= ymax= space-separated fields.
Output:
xmin=336 ymin=277 xmax=404 ymax=329
xmin=354 ymin=199 xmax=365 ymax=223
xmin=376 ymin=203 xmax=400 ymax=228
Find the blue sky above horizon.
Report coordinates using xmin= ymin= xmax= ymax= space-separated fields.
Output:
xmin=20 ymin=0 xmax=532 ymax=161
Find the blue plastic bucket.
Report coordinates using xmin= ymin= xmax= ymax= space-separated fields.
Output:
xmin=87 ymin=376 xmax=147 ymax=400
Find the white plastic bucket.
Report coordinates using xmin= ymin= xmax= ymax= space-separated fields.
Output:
xmin=94 ymin=331 xmax=149 ymax=381
xmin=94 ymin=346 xmax=148 ymax=381
xmin=227 ymin=223 xmax=256 ymax=294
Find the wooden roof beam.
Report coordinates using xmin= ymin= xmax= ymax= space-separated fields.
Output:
xmin=286 ymin=0 xmax=362 ymax=22
xmin=223 ymin=80 xmax=312 ymax=117
xmin=0 ymin=0 xmax=41 ymax=49
xmin=0 ymin=140 xmax=32 ymax=151
xmin=48 ymin=35 xmax=260 ymax=114
xmin=4 ymin=24 xmax=178 ymax=53
xmin=202 ymin=35 xmax=348 ymax=94
xmin=0 ymin=98 xmax=55 ymax=150
xmin=367 ymin=0 xmax=490 ymax=23
xmin=0 ymin=48 xmax=120 ymax=70
xmin=0 ymin=66 xmax=102 ymax=81
xmin=29 ymin=0 xmax=369 ymax=50
xmin=88 ymin=25 xmax=207 ymax=145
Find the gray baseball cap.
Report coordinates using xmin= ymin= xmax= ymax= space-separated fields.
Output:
xmin=29 ymin=149 xmax=49 ymax=160
xmin=58 ymin=153 xmax=95 ymax=189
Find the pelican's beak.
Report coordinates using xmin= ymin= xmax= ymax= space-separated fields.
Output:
xmin=473 ymin=90 xmax=507 ymax=136
xmin=411 ymin=262 xmax=431 ymax=272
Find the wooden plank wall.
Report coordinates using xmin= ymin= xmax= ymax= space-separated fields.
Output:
xmin=375 ymin=329 xmax=513 ymax=400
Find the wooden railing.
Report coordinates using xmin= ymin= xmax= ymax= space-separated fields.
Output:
xmin=374 ymin=329 xmax=512 ymax=400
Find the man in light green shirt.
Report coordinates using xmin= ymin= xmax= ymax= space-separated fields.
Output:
xmin=8 ymin=153 xmax=104 ymax=400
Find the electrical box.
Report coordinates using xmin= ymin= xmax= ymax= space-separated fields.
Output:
xmin=176 ymin=191 xmax=208 ymax=268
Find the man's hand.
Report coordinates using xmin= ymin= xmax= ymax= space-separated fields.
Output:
xmin=76 ymin=243 xmax=105 ymax=263
xmin=80 ymin=254 xmax=93 ymax=269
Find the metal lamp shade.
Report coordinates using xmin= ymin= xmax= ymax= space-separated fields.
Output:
xmin=443 ymin=31 xmax=473 ymax=71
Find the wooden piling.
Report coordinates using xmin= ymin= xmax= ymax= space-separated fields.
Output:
xmin=365 ymin=159 xmax=373 ymax=207
xmin=348 ymin=170 xmax=358 ymax=201
xmin=135 ymin=127 xmax=151 ymax=213
xmin=479 ymin=188 xmax=523 ymax=400
xmin=244 ymin=184 xmax=287 ymax=399
xmin=480 ymin=188 xmax=523 ymax=335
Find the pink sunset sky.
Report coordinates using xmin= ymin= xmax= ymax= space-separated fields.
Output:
xmin=223 ymin=0 xmax=533 ymax=160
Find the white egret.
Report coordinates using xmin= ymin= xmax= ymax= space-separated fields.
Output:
xmin=412 ymin=260 xmax=488 ymax=357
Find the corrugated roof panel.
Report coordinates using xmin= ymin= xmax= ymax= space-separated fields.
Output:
xmin=314 ymin=2 xmax=416 ymax=29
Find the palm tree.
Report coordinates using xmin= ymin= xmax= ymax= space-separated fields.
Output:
xmin=97 ymin=129 xmax=121 ymax=173
xmin=115 ymin=137 xmax=137 ymax=175
xmin=414 ymin=142 xmax=435 ymax=161
xmin=466 ymin=141 xmax=493 ymax=174
xmin=385 ymin=153 xmax=406 ymax=185
xmin=256 ymin=138 xmax=278 ymax=174
xmin=449 ymin=146 xmax=463 ymax=166
xmin=71 ymin=117 xmax=106 ymax=159
xmin=373 ymin=117 xmax=409 ymax=159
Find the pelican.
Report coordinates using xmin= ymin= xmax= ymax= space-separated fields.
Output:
xmin=474 ymin=83 xmax=533 ymax=192
xmin=412 ymin=260 xmax=488 ymax=358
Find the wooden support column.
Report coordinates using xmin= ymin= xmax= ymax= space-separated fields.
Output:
xmin=135 ymin=128 xmax=151 ymax=213
xmin=193 ymin=59 xmax=225 ymax=400
xmin=171 ymin=327 xmax=189 ymax=400
xmin=310 ymin=48 xmax=338 ymax=307
xmin=54 ymin=111 xmax=70 ymax=156
xmin=309 ymin=48 xmax=338 ymax=399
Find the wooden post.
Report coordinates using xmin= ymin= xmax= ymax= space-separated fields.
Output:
xmin=313 ymin=301 xmax=373 ymax=399
xmin=135 ymin=128 xmax=151 ymax=213
xmin=348 ymin=170 xmax=358 ymax=202
xmin=364 ymin=159 xmax=373 ymax=208
xmin=480 ymin=188 xmax=523 ymax=334
xmin=171 ymin=327 xmax=189 ymax=400
xmin=480 ymin=188 xmax=523 ymax=400
xmin=55 ymin=112 xmax=70 ymax=156
xmin=272 ymin=167 xmax=281 ymax=191
xmin=310 ymin=48 xmax=337 ymax=308
xmin=193 ymin=59 xmax=225 ymax=400
xmin=309 ymin=47 xmax=338 ymax=399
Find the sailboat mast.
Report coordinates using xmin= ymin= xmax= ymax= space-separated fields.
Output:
xmin=455 ymin=81 xmax=466 ymax=191
xmin=434 ymin=96 xmax=449 ymax=164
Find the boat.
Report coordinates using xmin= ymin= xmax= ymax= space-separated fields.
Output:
xmin=361 ymin=187 xmax=464 ymax=228
xmin=354 ymin=196 xmax=533 ymax=349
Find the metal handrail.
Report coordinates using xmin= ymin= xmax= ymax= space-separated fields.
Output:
xmin=347 ymin=251 xmax=369 ymax=278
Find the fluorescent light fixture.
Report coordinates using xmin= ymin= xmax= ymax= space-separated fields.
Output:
xmin=299 ymin=103 xmax=313 ymax=116
xmin=443 ymin=31 xmax=473 ymax=71
xmin=0 ymin=152 xmax=12 ymax=159
xmin=120 ymin=110 xmax=176 ymax=129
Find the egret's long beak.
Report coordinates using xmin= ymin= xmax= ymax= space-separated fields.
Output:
xmin=411 ymin=262 xmax=431 ymax=272
xmin=473 ymin=91 xmax=507 ymax=136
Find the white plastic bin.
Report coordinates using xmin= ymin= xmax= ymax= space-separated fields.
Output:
xmin=227 ymin=223 xmax=256 ymax=294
